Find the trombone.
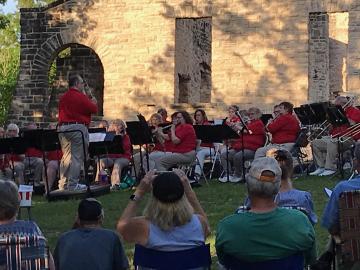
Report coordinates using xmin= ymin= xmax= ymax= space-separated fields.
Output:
xmin=307 ymin=96 xmax=356 ymax=142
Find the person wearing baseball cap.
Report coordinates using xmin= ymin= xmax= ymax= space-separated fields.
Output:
xmin=117 ymin=169 xmax=210 ymax=251
xmin=54 ymin=198 xmax=129 ymax=270
xmin=215 ymin=157 xmax=316 ymax=268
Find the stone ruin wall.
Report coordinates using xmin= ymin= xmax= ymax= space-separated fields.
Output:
xmin=9 ymin=0 xmax=360 ymax=127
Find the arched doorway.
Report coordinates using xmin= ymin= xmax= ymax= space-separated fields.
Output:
xmin=46 ymin=43 xmax=104 ymax=121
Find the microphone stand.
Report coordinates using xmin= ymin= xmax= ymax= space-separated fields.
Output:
xmin=235 ymin=111 xmax=252 ymax=182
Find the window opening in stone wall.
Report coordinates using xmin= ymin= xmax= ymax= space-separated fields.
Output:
xmin=46 ymin=44 xmax=104 ymax=120
xmin=175 ymin=17 xmax=212 ymax=103
xmin=308 ymin=12 xmax=349 ymax=101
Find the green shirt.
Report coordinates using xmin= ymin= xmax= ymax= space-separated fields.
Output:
xmin=215 ymin=208 xmax=316 ymax=265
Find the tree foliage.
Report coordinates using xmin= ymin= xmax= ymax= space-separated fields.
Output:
xmin=0 ymin=13 xmax=19 ymax=124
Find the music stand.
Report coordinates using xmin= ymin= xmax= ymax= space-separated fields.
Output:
xmin=203 ymin=124 xmax=239 ymax=182
xmin=126 ymin=119 xmax=153 ymax=177
xmin=22 ymin=129 xmax=61 ymax=196
xmin=294 ymin=107 xmax=312 ymax=126
xmin=309 ymin=102 xmax=330 ymax=125
xmin=260 ymin=114 xmax=272 ymax=126
xmin=0 ymin=137 xmax=27 ymax=182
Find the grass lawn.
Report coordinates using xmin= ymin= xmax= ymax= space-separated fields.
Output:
xmin=29 ymin=174 xmax=343 ymax=267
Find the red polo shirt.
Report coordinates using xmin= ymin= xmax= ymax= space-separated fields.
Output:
xmin=107 ymin=134 xmax=132 ymax=160
xmin=46 ymin=150 xmax=63 ymax=161
xmin=232 ymin=119 xmax=266 ymax=151
xmin=331 ymin=106 xmax=360 ymax=140
xmin=171 ymin=124 xmax=196 ymax=153
xmin=58 ymin=88 xmax=98 ymax=126
xmin=25 ymin=147 xmax=43 ymax=158
xmin=267 ymin=113 xmax=300 ymax=144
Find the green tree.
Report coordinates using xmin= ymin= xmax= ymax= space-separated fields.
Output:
xmin=0 ymin=13 xmax=19 ymax=124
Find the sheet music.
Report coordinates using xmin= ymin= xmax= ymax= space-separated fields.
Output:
xmin=89 ymin=133 xmax=106 ymax=142
xmin=214 ymin=119 xmax=223 ymax=125
xmin=324 ymin=187 xmax=332 ymax=197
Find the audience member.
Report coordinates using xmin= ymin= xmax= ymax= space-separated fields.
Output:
xmin=0 ymin=179 xmax=55 ymax=269
xmin=269 ymin=149 xmax=317 ymax=224
xmin=216 ymin=157 xmax=316 ymax=267
xmin=312 ymin=145 xmax=360 ymax=269
xmin=117 ymin=170 xmax=210 ymax=251
xmin=54 ymin=198 xmax=129 ymax=270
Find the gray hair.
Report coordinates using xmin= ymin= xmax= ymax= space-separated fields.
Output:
xmin=6 ymin=123 xmax=19 ymax=135
xmin=246 ymin=171 xmax=281 ymax=199
xmin=0 ymin=180 xmax=20 ymax=221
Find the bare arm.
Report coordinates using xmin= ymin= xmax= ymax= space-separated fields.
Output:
xmin=173 ymin=169 xmax=210 ymax=237
xmin=116 ymin=171 xmax=155 ymax=245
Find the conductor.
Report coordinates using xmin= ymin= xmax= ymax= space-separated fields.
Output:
xmin=57 ymin=74 xmax=98 ymax=191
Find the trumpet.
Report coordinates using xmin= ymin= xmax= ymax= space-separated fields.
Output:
xmin=83 ymin=80 xmax=96 ymax=100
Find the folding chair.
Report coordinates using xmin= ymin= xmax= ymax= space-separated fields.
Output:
xmin=221 ymin=253 xmax=304 ymax=270
xmin=332 ymin=190 xmax=360 ymax=270
xmin=133 ymin=244 xmax=211 ymax=270
xmin=0 ymin=234 xmax=49 ymax=270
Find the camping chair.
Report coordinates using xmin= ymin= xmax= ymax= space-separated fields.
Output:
xmin=133 ymin=244 xmax=211 ymax=270
xmin=221 ymin=253 xmax=304 ymax=270
xmin=332 ymin=190 xmax=360 ymax=270
xmin=0 ymin=234 xmax=49 ymax=270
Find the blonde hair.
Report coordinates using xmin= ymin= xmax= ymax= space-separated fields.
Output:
xmin=144 ymin=195 xmax=194 ymax=231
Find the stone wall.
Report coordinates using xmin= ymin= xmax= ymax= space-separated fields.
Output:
xmin=9 ymin=0 xmax=360 ymax=126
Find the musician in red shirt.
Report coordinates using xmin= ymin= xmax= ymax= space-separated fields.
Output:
xmin=310 ymin=96 xmax=360 ymax=176
xmin=193 ymin=109 xmax=213 ymax=178
xmin=156 ymin=111 xmax=197 ymax=171
xmin=254 ymin=101 xmax=300 ymax=159
xmin=58 ymin=74 xmax=98 ymax=191
xmin=23 ymin=122 xmax=44 ymax=185
xmin=219 ymin=107 xmax=265 ymax=183
xmin=96 ymin=119 xmax=131 ymax=189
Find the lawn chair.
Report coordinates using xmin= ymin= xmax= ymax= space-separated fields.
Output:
xmin=221 ymin=253 xmax=304 ymax=270
xmin=332 ymin=190 xmax=360 ymax=270
xmin=0 ymin=234 xmax=49 ymax=270
xmin=133 ymin=244 xmax=211 ymax=270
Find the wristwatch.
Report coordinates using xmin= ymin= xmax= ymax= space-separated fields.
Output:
xmin=129 ymin=194 xmax=139 ymax=201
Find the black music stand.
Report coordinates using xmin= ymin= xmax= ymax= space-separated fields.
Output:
xmin=126 ymin=119 xmax=153 ymax=179
xmin=0 ymin=137 xmax=27 ymax=182
xmin=202 ymin=124 xmax=239 ymax=182
xmin=309 ymin=102 xmax=330 ymax=125
xmin=89 ymin=133 xmax=123 ymax=158
xmin=22 ymin=129 xmax=61 ymax=196
xmin=294 ymin=107 xmax=312 ymax=126
xmin=260 ymin=114 xmax=272 ymax=126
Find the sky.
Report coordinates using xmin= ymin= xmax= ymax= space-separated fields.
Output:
xmin=1 ymin=0 xmax=17 ymax=14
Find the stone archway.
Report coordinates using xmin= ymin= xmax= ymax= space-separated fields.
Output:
xmin=46 ymin=43 xmax=104 ymax=121
xmin=9 ymin=29 xmax=104 ymax=126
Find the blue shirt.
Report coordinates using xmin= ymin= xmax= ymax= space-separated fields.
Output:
xmin=243 ymin=189 xmax=317 ymax=224
xmin=146 ymin=214 xmax=205 ymax=251
xmin=322 ymin=176 xmax=360 ymax=230
xmin=277 ymin=189 xmax=318 ymax=225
